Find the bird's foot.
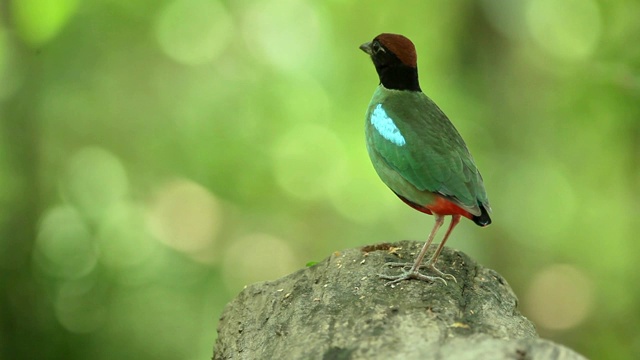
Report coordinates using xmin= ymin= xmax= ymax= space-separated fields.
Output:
xmin=379 ymin=262 xmax=457 ymax=286
xmin=426 ymin=264 xmax=457 ymax=284
xmin=378 ymin=270 xmax=447 ymax=286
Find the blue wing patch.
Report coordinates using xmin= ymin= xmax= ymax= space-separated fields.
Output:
xmin=370 ymin=104 xmax=406 ymax=146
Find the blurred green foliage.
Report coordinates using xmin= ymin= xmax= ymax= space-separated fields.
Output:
xmin=1 ymin=0 xmax=639 ymax=359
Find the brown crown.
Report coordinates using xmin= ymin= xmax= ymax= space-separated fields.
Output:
xmin=375 ymin=33 xmax=417 ymax=68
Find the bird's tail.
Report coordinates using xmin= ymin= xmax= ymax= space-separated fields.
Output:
xmin=472 ymin=205 xmax=491 ymax=227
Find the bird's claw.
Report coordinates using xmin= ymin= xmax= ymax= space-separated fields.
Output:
xmin=427 ymin=265 xmax=457 ymax=284
xmin=378 ymin=271 xmax=448 ymax=286
xmin=379 ymin=262 xmax=456 ymax=286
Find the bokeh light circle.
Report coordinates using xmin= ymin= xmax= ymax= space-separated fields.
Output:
xmin=54 ymin=278 xmax=106 ymax=334
xmin=272 ymin=124 xmax=348 ymax=201
xmin=12 ymin=0 xmax=79 ymax=46
xmin=61 ymin=147 xmax=129 ymax=223
xmin=329 ymin=171 xmax=397 ymax=224
xmin=241 ymin=0 xmax=322 ymax=71
xmin=525 ymin=264 xmax=594 ymax=330
xmin=155 ymin=0 xmax=233 ymax=65
xmin=221 ymin=233 xmax=297 ymax=292
xmin=526 ymin=0 xmax=601 ymax=61
xmin=147 ymin=179 xmax=221 ymax=255
xmin=97 ymin=202 xmax=159 ymax=270
xmin=35 ymin=205 xmax=98 ymax=278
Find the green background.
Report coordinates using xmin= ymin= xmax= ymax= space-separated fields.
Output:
xmin=1 ymin=0 xmax=639 ymax=359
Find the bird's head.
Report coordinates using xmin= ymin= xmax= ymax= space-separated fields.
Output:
xmin=360 ymin=33 xmax=417 ymax=69
xmin=360 ymin=33 xmax=420 ymax=91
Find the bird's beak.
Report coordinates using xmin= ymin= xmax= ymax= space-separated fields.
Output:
xmin=359 ymin=42 xmax=372 ymax=55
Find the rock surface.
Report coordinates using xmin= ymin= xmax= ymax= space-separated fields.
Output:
xmin=214 ymin=241 xmax=586 ymax=360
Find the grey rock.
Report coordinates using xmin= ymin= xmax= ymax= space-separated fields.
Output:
xmin=214 ymin=241 xmax=586 ymax=360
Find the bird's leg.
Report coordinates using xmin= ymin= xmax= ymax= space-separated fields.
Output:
xmin=379 ymin=215 xmax=447 ymax=286
xmin=424 ymin=215 xmax=461 ymax=283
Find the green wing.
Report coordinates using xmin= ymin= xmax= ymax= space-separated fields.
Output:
xmin=365 ymin=87 xmax=490 ymax=214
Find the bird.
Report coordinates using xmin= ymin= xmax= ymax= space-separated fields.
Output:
xmin=359 ymin=33 xmax=491 ymax=286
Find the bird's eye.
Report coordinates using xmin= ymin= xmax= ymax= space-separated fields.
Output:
xmin=372 ymin=42 xmax=384 ymax=54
